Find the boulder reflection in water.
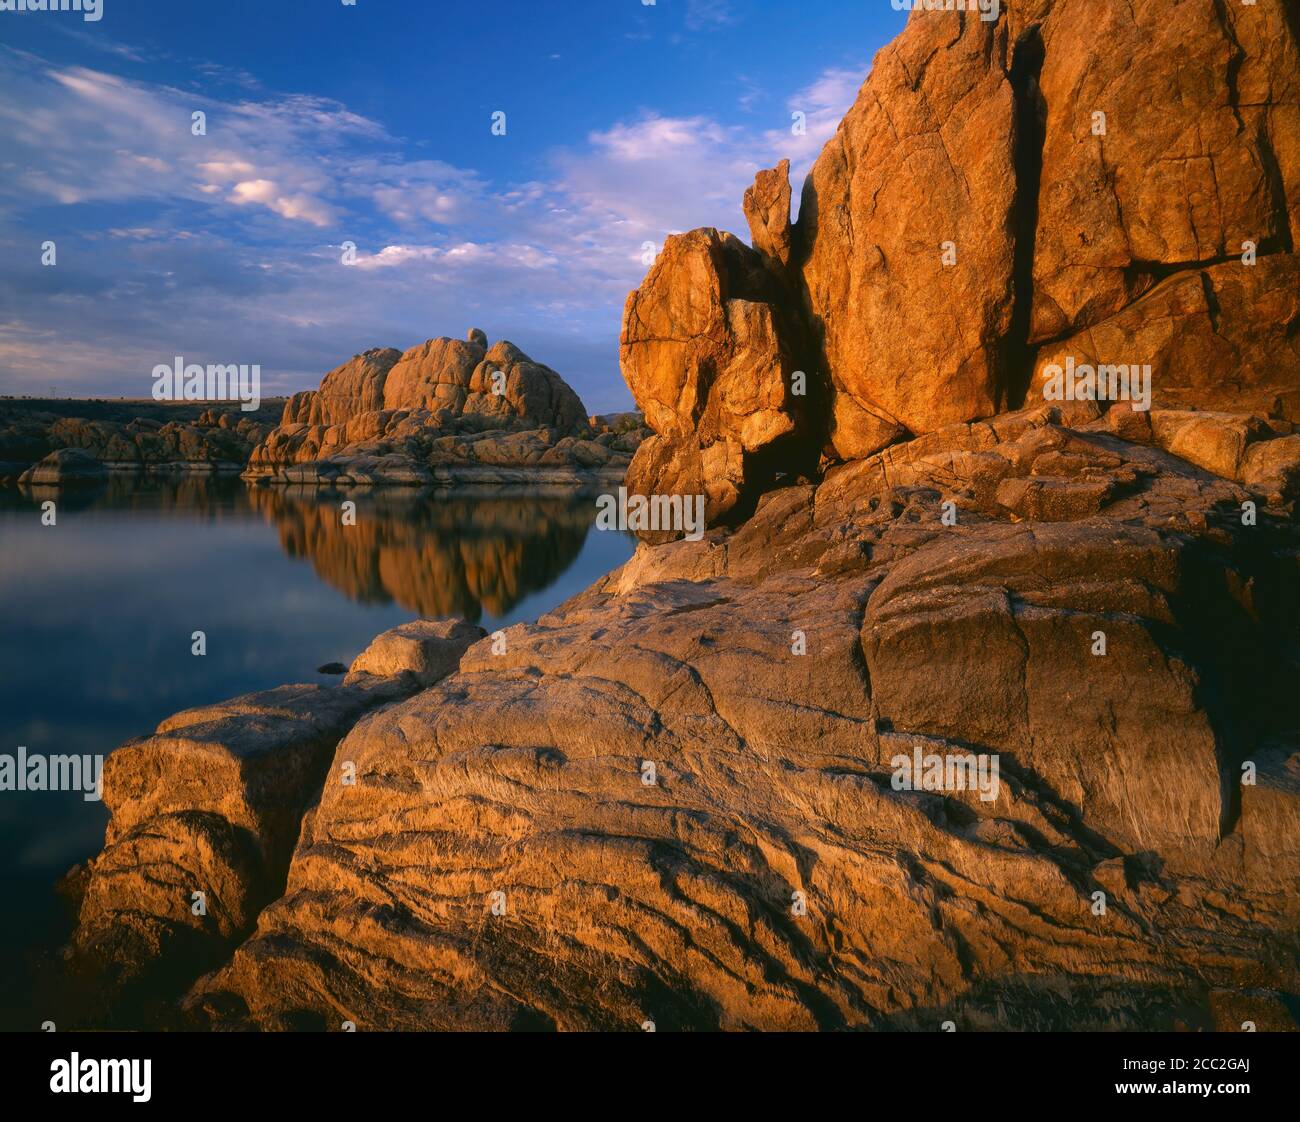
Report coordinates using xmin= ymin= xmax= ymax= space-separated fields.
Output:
xmin=248 ymin=484 xmax=599 ymax=621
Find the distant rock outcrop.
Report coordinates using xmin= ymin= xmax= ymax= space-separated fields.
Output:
xmin=246 ymin=330 xmax=634 ymax=485
xmin=1 ymin=403 xmax=276 ymax=485
xmin=380 ymin=334 xmax=588 ymax=432
xmin=281 ymin=348 xmax=403 ymax=428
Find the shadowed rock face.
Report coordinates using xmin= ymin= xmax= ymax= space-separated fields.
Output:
xmin=0 ymin=403 xmax=277 ymax=485
xmin=172 ymin=403 xmax=1299 ymax=1032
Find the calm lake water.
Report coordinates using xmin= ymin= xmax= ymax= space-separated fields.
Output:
xmin=0 ymin=476 xmax=635 ymax=1027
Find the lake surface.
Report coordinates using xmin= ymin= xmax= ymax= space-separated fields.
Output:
xmin=0 ymin=476 xmax=635 ymax=1027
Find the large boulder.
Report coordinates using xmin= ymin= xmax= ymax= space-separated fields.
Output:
xmin=382 ymin=336 xmax=487 ymax=416
xmin=463 ymin=340 xmax=589 ymax=432
xmin=282 ymin=348 xmax=402 ymax=427
xmin=1015 ymin=0 xmax=1300 ymax=417
xmin=622 ymin=432 xmax=743 ymax=543
xmin=620 ymin=228 xmax=811 ymax=531
xmin=794 ymin=0 xmax=1300 ymax=438
xmin=377 ymin=333 xmax=585 ymax=431
xmin=1021 ymin=0 xmax=1300 ymax=349
xmin=795 ymin=10 xmax=1020 ymax=453
xmin=18 ymin=447 xmax=107 ymax=487
xmin=345 ymin=618 xmax=486 ymax=686
xmin=245 ymin=332 xmax=603 ymax=483
xmin=622 ymin=229 xmax=802 ymax=451
xmin=743 ymin=157 xmax=794 ymax=270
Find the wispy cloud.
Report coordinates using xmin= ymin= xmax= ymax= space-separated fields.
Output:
xmin=0 ymin=56 xmax=383 ymax=225
xmin=686 ymin=0 xmax=737 ymax=32
xmin=767 ymin=66 xmax=862 ymax=178
xmin=0 ymin=40 xmax=867 ymax=412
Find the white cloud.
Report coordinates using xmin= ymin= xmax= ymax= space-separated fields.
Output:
xmin=350 ymin=244 xmax=439 ymax=270
xmin=348 ymin=241 xmax=560 ymax=280
xmin=228 ymin=179 xmax=334 ymax=226
xmin=0 ymin=58 xmax=371 ymax=226
xmin=768 ymin=66 xmax=863 ymax=175
xmin=553 ymin=113 xmax=758 ymax=245
xmin=0 ymin=42 xmax=872 ymax=412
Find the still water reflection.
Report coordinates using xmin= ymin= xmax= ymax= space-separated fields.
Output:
xmin=0 ymin=475 xmax=634 ymax=1023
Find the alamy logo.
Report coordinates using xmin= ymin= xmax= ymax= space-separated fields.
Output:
xmin=891 ymin=0 xmax=1000 ymax=23
xmin=891 ymin=745 xmax=1001 ymax=802
xmin=595 ymin=487 xmax=705 ymax=542
xmin=0 ymin=0 xmax=102 ymax=21
xmin=152 ymin=357 xmax=262 ymax=412
xmin=50 ymin=1054 xmax=151 ymax=1102
xmin=0 ymin=747 xmax=103 ymax=801
xmin=1040 ymin=356 xmax=1152 ymax=412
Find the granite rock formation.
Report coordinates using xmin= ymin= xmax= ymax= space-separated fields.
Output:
xmin=621 ymin=228 xmax=814 ymax=528
xmin=18 ymin=448 xmax=109 ymax=487
xmin=797 ymin=11 xmax=1018 ymax=451
xmin=246 ymin=330 xmax=626 ymax=485
xmin=281 ymin=348 xmax=403 ymax=428
xmin=1023 ymin=0 xmax=1299 ymax=408
xmin=622 ymin=0 xmax=1300 ymax=523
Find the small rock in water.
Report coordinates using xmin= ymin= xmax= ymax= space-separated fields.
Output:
xmin=316 ymin=662 xmax=347 ymax=675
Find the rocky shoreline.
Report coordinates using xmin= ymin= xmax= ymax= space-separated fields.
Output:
xmin=0 ymin=401 xmax=280 ymax=488
xmin=56 ymin=398 xmax=1300 ymax=1031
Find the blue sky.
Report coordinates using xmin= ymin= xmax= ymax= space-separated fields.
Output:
xmin=0 ymin=1 xmax=906 ymax=413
